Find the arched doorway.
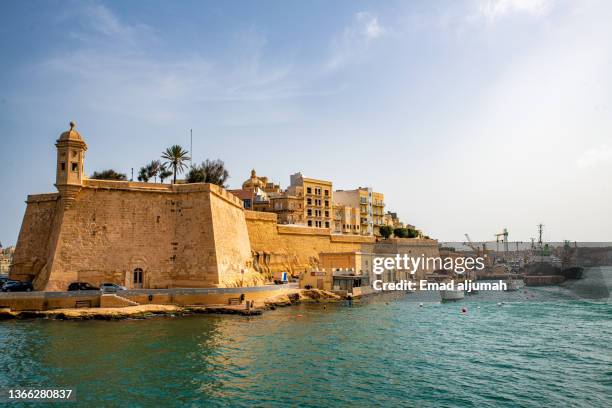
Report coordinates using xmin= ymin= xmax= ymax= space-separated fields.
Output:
xmin=133 ymin=268 xmax=143 ymax=289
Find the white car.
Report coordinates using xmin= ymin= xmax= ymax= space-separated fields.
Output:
xmin=100 ymin=283 xmax=127 ymax=293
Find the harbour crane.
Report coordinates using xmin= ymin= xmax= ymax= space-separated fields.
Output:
xmin=464 ymin=233 xmax=484 ymax=257
xmin=495 ymin=228 xmax=509 ymax=253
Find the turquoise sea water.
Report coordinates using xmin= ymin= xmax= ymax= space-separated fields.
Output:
xmin=1 ymin=269 xmax=611 ymax=407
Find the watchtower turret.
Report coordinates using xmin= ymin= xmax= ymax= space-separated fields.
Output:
xmin=55 ymin=121 xmax=87 ymax=208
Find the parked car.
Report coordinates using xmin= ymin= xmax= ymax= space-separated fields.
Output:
xmin=0 ymin=276 xmax=11 ymax=286
xmin=100 ymin=283 xmax=127 ymax=293
xmin=1 ymin=280 xmax=33 ymax=292
xmin=67 ymin=282 xmax=100 ymax=291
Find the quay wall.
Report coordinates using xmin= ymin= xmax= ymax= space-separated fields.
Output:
xmin=0 ymin=286 xmax=296 ymax=311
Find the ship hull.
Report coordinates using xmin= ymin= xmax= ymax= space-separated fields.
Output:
xmin=524 ymin=264 xmax=583 ymax=280
xmin=440 ymin=290 xmax=465 ymax=302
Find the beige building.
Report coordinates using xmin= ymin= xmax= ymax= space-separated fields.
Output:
xmin=332 ymin=204 xmax=360 ymax=235
xmin=267 ymin=193 xmax=305 ymax=225
xmin=0 ymin=246 xmax=15 ymax=273
xmin=383 ymin=211 xmax=404 ymax=229
xmin=289 ymin=172 xmax=332 ymax=229
xmin=334 ymin=187 xmax=385 ymax=236
xmin=230 ymin=170 xmax=305 ymax=225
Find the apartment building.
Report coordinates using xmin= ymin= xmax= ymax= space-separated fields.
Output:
xmin=333 ymin=187 xmax=385 ymax=236
xmin=289 ymin=172 xmax=333 ymax=229
xmin=268 ymin=193 xmax=305 ymax=225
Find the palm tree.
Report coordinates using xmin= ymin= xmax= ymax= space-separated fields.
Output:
xmin=147 ymin=160 xmax=162 ymax=182
xmin=161 ymin=145 xmax=190 ymax=184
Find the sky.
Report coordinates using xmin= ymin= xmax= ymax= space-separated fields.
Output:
xmin=0 ymin=0 xmax=611 ymax=246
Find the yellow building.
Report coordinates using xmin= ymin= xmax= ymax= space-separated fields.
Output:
xmin=289 ymin=172 xmax=332 ymax=229
xmin=333 ymin=187 xmax=385 ymax=236
xmin=383 ymin=211 xmax=404 ymax=229
xmin=268 ymin=193 xmax=305 ymax=225
xmin=372 ymin=191 xmax=385 ymax=234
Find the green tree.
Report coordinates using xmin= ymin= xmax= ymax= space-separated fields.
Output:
xmin=91 ymin=169 xmax=127 ymax=180
xmin=147 ymin=160 xmax=162 ymax=182
xmin=137 ymin=166 xmax=149 ymax=182
xmin=393 ymin=227 xmax=406 ymax=238
xmin=379 ymin=225 xmax=393 ymax=239
xmin=159 ymin=165 xmax=172 ymax=183
xmin=186 ymin=159 xmax=230 ymax=187
xmin=161 ymin=145 xmax=190 ymax=184
xmin=407 ymin=228 xmax=419 ymax=238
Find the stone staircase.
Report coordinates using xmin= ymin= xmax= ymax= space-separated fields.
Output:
xmin=100 ymin=294 xmax=140 ymax=308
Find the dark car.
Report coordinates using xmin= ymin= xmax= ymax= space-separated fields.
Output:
xmin=1 ymin=280 xmax=34 ymax=292
xmin=67 ymin=282 xmax=100 ymax=291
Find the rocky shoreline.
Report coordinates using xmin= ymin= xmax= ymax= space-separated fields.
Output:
xmin=0 ymin=289 xmax=344 ymax=321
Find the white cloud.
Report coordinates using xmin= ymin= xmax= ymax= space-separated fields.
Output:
xmin=327 ymin=11 xmax=385 ymax=71
xmin=31 ymin=2 xmax=341 ymax=126
xmin=357 ymin=12 xmax=384 ymax=40
xmin=479 ymin=0 xmax=553 ymax=20
xmin=576 ymin=146 xmax=612 ymax=169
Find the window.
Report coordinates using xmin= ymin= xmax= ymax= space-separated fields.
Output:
xmin=308 ymin=220 xmax=312 ymax=226
xmin=325 ymin=221 xmax=330 ymax=228
xmin=71 ymin=162 xmax=78 ymax=172
xmin=325 ymin=211 xmax=329 ymax=217
xmin=243 ymin=199 xmax=252 ymax=209
xmin=324 ymin=190 xmax=329 ymax=196
xmin=307 ymin=187 xmax=312 ymax=194
xmin=307 ymin=198 xmax=312 ymax=205
xmin=325 ymin=200 xmax=329 ymax=207
xmin=60 ymin=162 xmax=66 ymax=171
xmin=307 ymin=209 xmax=312 ymax=216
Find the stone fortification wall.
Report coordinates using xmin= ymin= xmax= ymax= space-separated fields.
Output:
xmin=244 ymin=211 xmax=439 ymax=279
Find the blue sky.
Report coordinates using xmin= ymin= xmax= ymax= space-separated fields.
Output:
xmin=1 ymin=0 xmax=611 ymax=246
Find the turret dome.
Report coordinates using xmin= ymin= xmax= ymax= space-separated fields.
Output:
xmin=58 ymin=121 xmax=83 ymax=142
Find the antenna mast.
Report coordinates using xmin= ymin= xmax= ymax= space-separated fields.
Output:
xmin=537 ymin=223 xmax=544 ymax=248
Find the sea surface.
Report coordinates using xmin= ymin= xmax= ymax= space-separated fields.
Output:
xmin=1 ymin=268 xmax=611 ymax=407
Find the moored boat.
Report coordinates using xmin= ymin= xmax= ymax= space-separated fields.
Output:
xmin=440 ymin=289 xmax=465 ymax=302
xmin=505 ymin=278 xmax=524 ymax=291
